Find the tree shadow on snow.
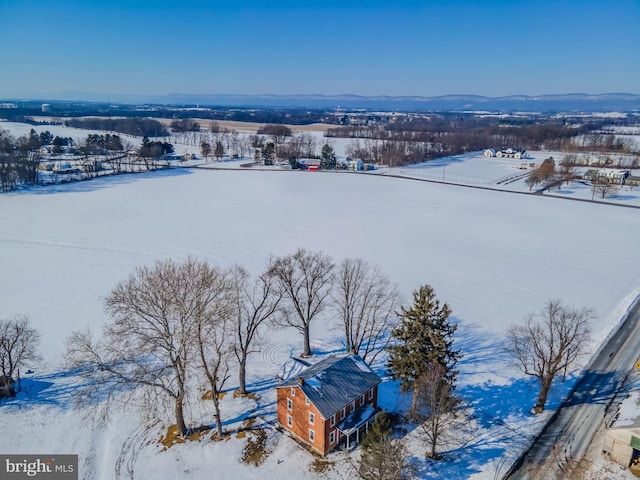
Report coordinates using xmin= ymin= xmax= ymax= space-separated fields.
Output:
xmin=0 ymin=367 xmax=129 ymax=410
xmin=399 ymin=321 xmax=568 ymax=478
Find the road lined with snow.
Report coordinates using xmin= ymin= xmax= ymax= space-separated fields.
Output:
xmin=506 ymin=295 xmax=640 ymax=479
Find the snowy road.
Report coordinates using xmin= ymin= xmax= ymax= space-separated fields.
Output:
xmin=506 ymin=295 xmax=640 ymax=479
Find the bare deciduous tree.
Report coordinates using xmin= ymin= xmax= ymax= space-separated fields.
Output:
xmin=332 ymin=258 xmax=400 ymax=363
xmin=559 ymin=153 xmax=577 ymax=186
xmin=194 ymin=298 xmax=234 ymax=438
xmin=230 ymin=265 xmax=284 ymax=395
xmin=525 ymin=171 xmax=542 ymax=191
xmin=268 ymin=249 xmax=334 ymax=357
xmin=591 ymin=179 xmax=619 ymax=200
xmin=506 ymin=300 xmax=592 ymax=414
xmin=66 ymin=257 xmax=229 ymax=437
xmin=0 ymin=314 xmax=41 ymax=380
xmin=414 ymin=361 xmax=461 ymax=459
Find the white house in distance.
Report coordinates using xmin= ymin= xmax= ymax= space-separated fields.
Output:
xmin=597 ymin=168 xmax=630 ymax=185
xmin=484 ymin=147 xmax=527 ymax=159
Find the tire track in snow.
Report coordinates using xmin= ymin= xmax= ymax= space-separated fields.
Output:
xmin=114 ymin=421 xmax=160 ymax=480
xmin=0 ymin=237 xmax=153 ymax=258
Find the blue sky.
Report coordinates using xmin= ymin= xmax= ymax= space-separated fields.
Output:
xmin=0 ymin=0 xmax=638 ymax=98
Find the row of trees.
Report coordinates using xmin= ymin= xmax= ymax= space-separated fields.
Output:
xmin=65 ymin=251 xmax=403 ymax=438
xmin=524 ymin=153 xmax=627 ymax=199
xmin=326 ymin=120 xmax=590 ymax=167
xmin=248 ymin=128 xmax=318 ymax=163
xmin=80 ymin=134 xmax=124 ymax=155
xmin=65 ymin=118 xmax=169 ymax=138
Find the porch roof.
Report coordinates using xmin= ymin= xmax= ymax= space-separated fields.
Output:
xmin=337 ymin=404 xmax=377 ymax=436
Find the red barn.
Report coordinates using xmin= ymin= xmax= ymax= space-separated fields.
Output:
xmin=276 ymin=354 xmax=381 ymax=456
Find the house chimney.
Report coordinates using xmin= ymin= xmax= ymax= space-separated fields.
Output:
xmin=297 ymin=377 xmax=304 ymax=385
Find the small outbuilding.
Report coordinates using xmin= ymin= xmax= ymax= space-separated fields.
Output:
xmin=0 ymin=375 xmax=15 ymax=399
xmin=348 ymin=159 xmax=364 ymax=171
xmin=625 ymin=175 xmax=640 ymax=187
xmin=603 ymin=391 xmax=640 ymax=470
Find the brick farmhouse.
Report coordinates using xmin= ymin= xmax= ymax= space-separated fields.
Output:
xmin=276 ymin=353 xmax=381 ymax=456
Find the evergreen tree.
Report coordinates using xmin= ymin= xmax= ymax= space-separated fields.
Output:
xmin=214 ymin=141 xmax=225 ymax=160
xmin=359 ymin=412 xmax=410 ymax=480
xmin=387 ymin=284 xmax=461 ymax=415
xmin=361 ymin=410 xmax=393 ymax=451
xmin=262 ymin=142 xmax=275 ymax=165
xmin=320 ymin=143 xmax=336 ymax=170
xmin=39 ymin=131 xmax=53 ymax=146
xmin=200 ymin=141 xmax=211 ymax=161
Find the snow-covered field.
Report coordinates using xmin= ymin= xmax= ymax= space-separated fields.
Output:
xmin=396 ymin=151 xmax=555 ymax=188
xmin=397 ymin=151 xmax=640 ymax=207
xmin=1 ymin=165 xmax=640 ymax=479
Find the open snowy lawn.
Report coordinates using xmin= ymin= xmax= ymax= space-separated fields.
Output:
xmin=396 ymin=151 xmax=557 ymax=188
xmin=1 ymin=169 xmax=640 ymax=479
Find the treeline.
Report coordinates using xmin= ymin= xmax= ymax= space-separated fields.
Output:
xmin=0 ymin=129 xmax=45 ymax=190
xmin=160 ymin=108 xmax=326 ymax=125
xmin=80 ymin=134 xmax=124 ymax=155
xmin=65 ymin=117 xmax=169 ymax=137
xmin=328 ymin=118 xmax=590 ymax=166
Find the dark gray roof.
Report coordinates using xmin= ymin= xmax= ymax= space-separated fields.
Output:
xmin=278 ymin=353 xmax=381 ymax=419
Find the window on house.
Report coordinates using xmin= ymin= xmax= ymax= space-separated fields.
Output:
xmin=350 ymin=401 xmax=355 ymax=412
xmin=368 ymin=388 xmax=374 ymax=400
xmin=309 ymin=429 xmax=315 ymax=442
xmin=340 ymin=407 xmax=346 ymax=419
xmin=329 ymin=431 xmax=335 ymax=444
xmin=360 ymin=394 xmax=365 ymax=405
xmin=287 ymin=398 xmax=292 ymax=410
xmin=305 ymin=396 xmax=310 ymax=406
xmin=287 ymin=415 xmax=292 ymax=427
xmin=330 ymin=414 xmax=335 ymax=427
xmin=309 ymin=412 xmax=315 ymax=425
xmin=291 ymin=388 xmax=295 ymax=397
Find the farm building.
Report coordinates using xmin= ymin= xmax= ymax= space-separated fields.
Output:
xmin=603 ymin=391 xmax=640 ymax=472
xmin=348 ymin=159 xmax=365 ymax=171
xmin=582 ymin=168 xmax=631 ymax=185
xmin=276 ymin=353 xmax=381 ymax=456
xmin=484 ymin=148 xmax=527 ymax=159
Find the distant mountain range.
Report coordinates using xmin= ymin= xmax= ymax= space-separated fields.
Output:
xmin=4 ymin=92 xmax=640 ymax=112
xmin=155 ymin=93 xmax=640 ymax=112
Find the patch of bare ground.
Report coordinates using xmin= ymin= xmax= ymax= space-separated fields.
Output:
xmin=201 ymin=389 xmax=227 ymax=400
xmin=233 ymin=390 xmax=261 ymax=401
xmin=240 ymin=424 xmax=271 ymax=466
xmin=158 ymin=424 xmax=219 ymax=450
xmin=310 ymin=458 xmax=335 ymax=474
